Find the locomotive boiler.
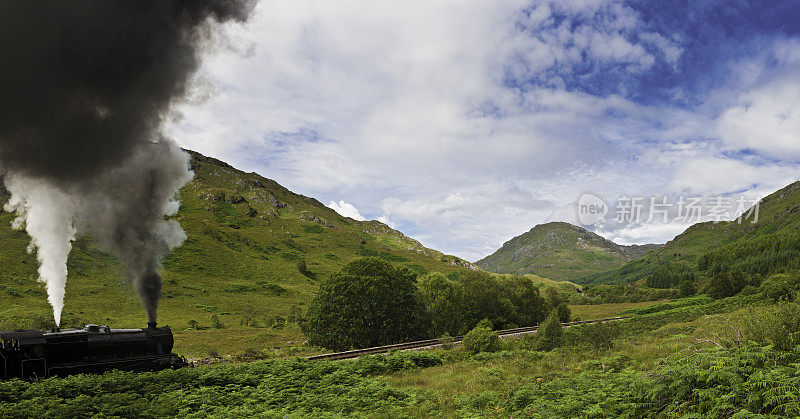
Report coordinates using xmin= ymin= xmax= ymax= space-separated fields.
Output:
xmin=0 ymin=322 xmax=187 ymax=379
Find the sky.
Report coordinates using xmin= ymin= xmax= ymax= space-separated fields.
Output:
xmin=167 ymin=0 xmax=800 ymax=262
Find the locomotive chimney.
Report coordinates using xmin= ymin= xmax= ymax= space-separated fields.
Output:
xmin=147 ymin=321 xmax=157 ymax=329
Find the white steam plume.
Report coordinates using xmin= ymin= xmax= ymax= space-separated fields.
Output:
xmin=3 ymin=175 xmax=78 ymax=326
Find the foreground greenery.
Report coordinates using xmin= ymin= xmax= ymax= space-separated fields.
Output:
xmin=5 ymin=292 xmax=800 ymax=417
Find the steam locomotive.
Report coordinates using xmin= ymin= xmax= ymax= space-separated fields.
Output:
xmin=0 ymin=322 xmax=188 ymax=379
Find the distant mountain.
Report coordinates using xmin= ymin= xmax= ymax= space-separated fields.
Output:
xmin=585 ymin=180 xmax=800 ymax=285
xmin=476 ymin=221 xmax=661 ymax=282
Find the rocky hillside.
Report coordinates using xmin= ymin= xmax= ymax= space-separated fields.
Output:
xmin=476 ymin=222 xmax=661 ymax=282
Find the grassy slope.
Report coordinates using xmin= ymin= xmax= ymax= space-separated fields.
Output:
xmin=476 ymin=221 xmax=661 ymax=282
xmin=584 ymin=180 xmax=800 ymax=285
xmin=0 ymin=150 xmax=482 ymax=357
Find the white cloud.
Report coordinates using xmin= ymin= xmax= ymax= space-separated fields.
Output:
xmin=327 ymin=200 xmax=365 ymax=221
xmin=600 ymin=222 xmax=690 ymax=246
xmin=640 ymin=32 xmax=682 ymax=66
xmin=376 ymin=216 xmax=396 ymax=229
xmin=164 ymin=1 xmax=800 ymax=260
xmin=668 ymin=157 xmax=796 ymax=195
xmin=717 ymin=78 xmax=800 ymax=160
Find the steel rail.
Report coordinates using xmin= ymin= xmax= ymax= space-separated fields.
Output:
xmin=308 ymin=316 xmax=630 ymax=361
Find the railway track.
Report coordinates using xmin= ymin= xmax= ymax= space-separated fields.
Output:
xmin=308 ymin=316 xmax=630 ymax=361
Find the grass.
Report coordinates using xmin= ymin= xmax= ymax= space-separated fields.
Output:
xmin=569 ymin=300 xmax=668 ymax=320
xmin=0 ymin=150 xmax=497 ymax=357
xmin=0 ymin=289 xmax=787 ymax=417
xmin=378 ymin=294 xmax=772 ymax=416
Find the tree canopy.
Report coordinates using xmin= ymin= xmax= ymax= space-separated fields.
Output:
xmin=306 ymin=257 xmax=427 ymax=350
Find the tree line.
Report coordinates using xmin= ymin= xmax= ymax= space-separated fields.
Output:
xmin=304 ymin=257 xmax=571 ymax=351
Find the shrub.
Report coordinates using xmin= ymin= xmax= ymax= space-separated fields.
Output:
xmin=679 ymin=278 xmax=696 ymax=297
xmin=297 ymin=258 xmax=316 ymax=279
xmin=211 ymin=313 xmax=225 ymax=329
xmin=303 ymin=225 xmax=324 ymax=234
xmin=741 ymin=302 xmax=800 ymax=351
xmin=287 ymin=305 xmax=303 ymax=323
xmin=568 ymin=321 xmax=616 ymax=350
xmin=439 ymin=333 xmax=454 ymax=350
xmin=476 ymin=318 xmax=493 ymax=330
xmin=707 ymin=273 xmax=731 ymax=299
xmin=739 ymin=284 xmax=759 ymax=296
xmin=555 ymin=302 xmax=571 ymax=323
xmin=223 ymin=282 xmax=259 ymax=293
xmin=534 ymin=312 xmax=563 ymax=351
xmin=239 ymin=305 xmax=259 ymax=327
xmin=261 ymin=283 xmax=288 ymax=295
xmin=761 ymin=272 xmax=800 ymax=302
xmin=462 ymin=325 xmax=499 ymax=354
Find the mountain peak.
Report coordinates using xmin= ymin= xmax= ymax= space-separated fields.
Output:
xmin=479 ymin=221 xmax=661 ymax=281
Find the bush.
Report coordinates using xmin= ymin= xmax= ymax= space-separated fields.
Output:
xmin=567 ymin=321 xmax=616 ymax=350
xmin=297 ymin=258 xmax=315 ymax=278
xmin=739 ymin=284 xmax=759 ymax=296
xmin=223 ymin=282 xmax=259 ymax=293
xmin=476 ymin=318 xmax=493 ymax=330
xmin=534 ymin=312 xmax=563 ymax=351
xmin=239 ymin=305 xmax=259 ymax=327
xmin=741 ymin=302 xmax=800 ymax=351
xmin=679 ymin=279 xmax=696 ymax=297
xmin=761 ymin=272 xmax=800 ymax=302
xmin=555 ymin=302 xmax=571 ymax=323
xmin=439 ymin=333 xmax=454 ymax=350
xmin=462 ymin=325 xmax=500 ymax=354
xmin=211 ymin=313 xmax=225 ymax=329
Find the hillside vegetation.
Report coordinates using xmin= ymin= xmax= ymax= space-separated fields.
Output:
xmin=477 ymin=221 xmax=660 ymax=282
xmin=0 ymin=150 xmax=484 ymax=356
xmin=584 ymin=181 xmax=800 ymax=287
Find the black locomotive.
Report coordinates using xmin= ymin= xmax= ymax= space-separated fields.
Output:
xmin=0 ymin=322 xmax=187 ymax=379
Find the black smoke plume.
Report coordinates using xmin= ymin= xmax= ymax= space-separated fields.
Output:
xmin=0 ymin=1 xmax=255 ymax=324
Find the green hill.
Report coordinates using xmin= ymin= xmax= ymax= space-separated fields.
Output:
xmin=0 ymin=150 xmax=481 ymax=357
xmin=476 ymin=221 xmax=661 ymax=282
xmin=584 ymin=181 xmax=800 ymax=286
